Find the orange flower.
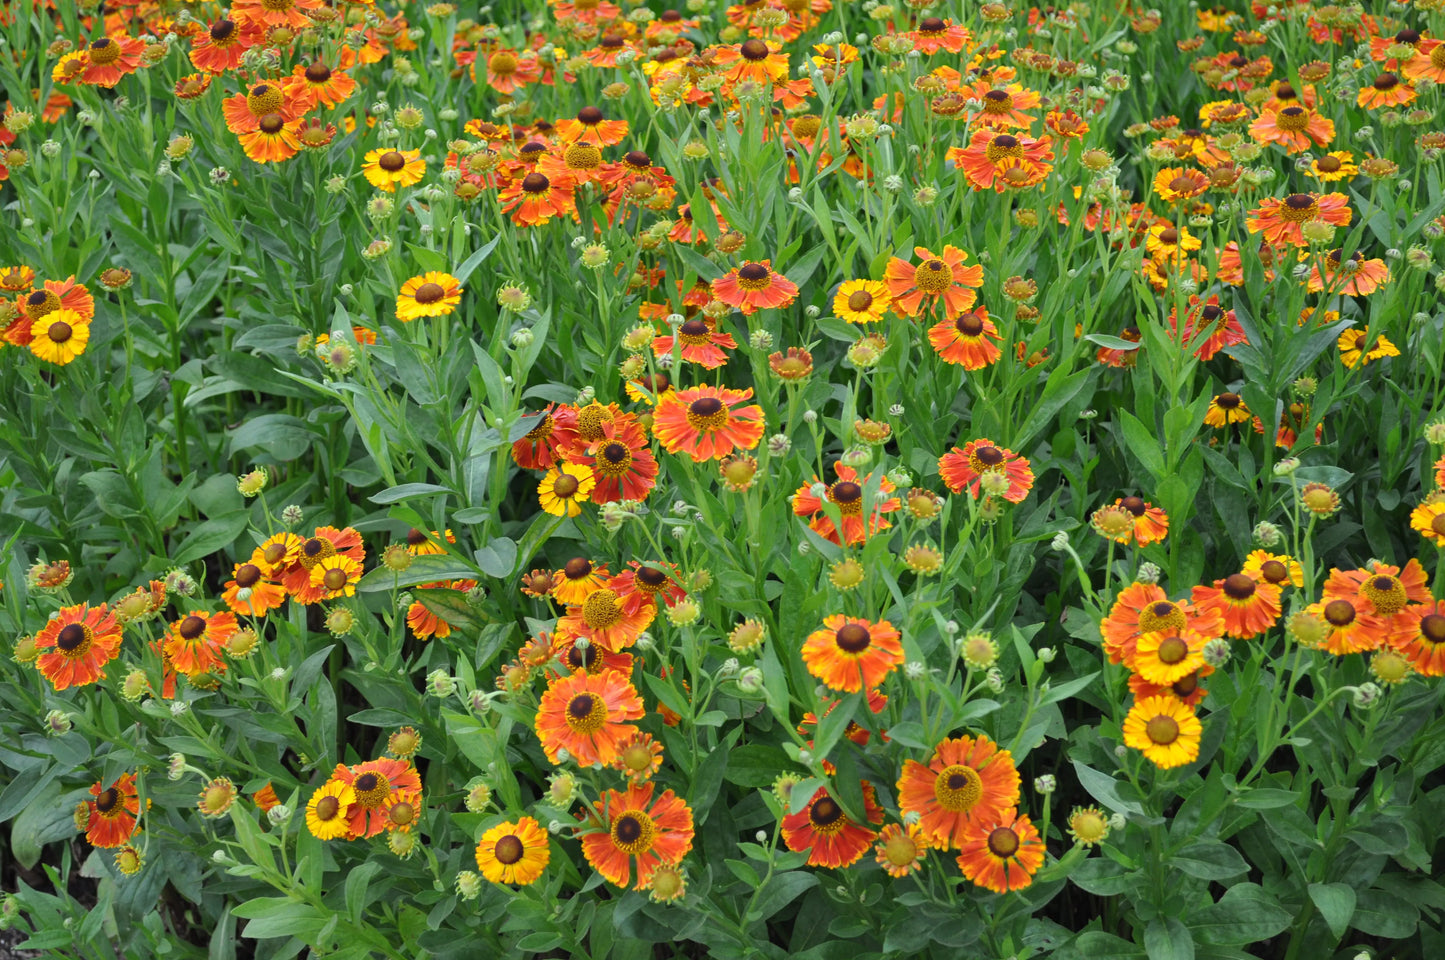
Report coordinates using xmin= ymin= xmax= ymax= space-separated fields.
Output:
xmin=189 ymin=18 xmax=250 ymax=74
xmin=474 ymin=48 xmax=544 ymax=94
xmin=652 ymin=385 xmax=764 ymax=462
xmin=86 ymin=773 xmax=141 ymax=848
xmin=1128 ymin=667 xmax=1211 ymax=708
xmin=955 ymin=810 xmax=1045 ymax=893
xmin=577 ymin=417 xmax=659 ymax=504
xmin=801 ymin=615 xmax=904 ymax=693
xmin=221 ymin=81 xmax=299 ymax=135
xmin=499 ymin=171 xmax=578 ymax=227
xmin=581 ymin=783 xmax=694 ymax=888
xmin=555 ymin=586 xmax=657 ymax=651
xmin=1170 ymin=295 xmax=1247 ymax=361
xmin=1387 ymin=601 xmax=1445 ymax=676
xmin=1153 ymin=167 xmax=1211 ymax=203
xmin=927 ymin=306 xmax=1003 ymax=369
xmin=1246 ymin=192 xmax=1351 ymax=247
xmin=790 ymin=463 xmax=900 ymax=546
xmin=711 ymin=261 xmax=799 ymax=315
xmin=1307 ymin=249 xmax=1391 ymax=296
xmin=221 ymin=561 xmax=287 ymax=617
xmin=406 ymin=580 xmax=478 ymax=640
xmin=1304 ymin=598 xmax=1386 ymax=655
xmin=938 ymin=438 xmax=1033 ymax=503
xmin=252 ymin=782 xmax=281 ymax=813
xmin=331 ymin=758 xmax=422 ymax=839
xmin=165 ymin=611 xmax=238 ymax=677
xmin=551 ymin=557 xmax=610 ymax=605
xmin=910 ymin=16 xmax=972 ymax=54
xmin=966 ymin=81 xmax=1041 ymax=128
xmin=896 ymin=735 xmax=1021 ymax=849
xmin=1249 ymin=105 xmax=1334 ymax=153
xmin=1357 ymin=72 xmax=1415 ymax=109
xmin=34 ymin=603 xmax=123 ymax=691
xmin=281 ymin=526 xmax=366 ymax=605
xmin=781 ymin=784 xmax=883 ymax=868
xmin=555 ymin=105 xmax=630 ymax=146
xmin=947 ymin=129 xmax=1054 ymax=193
xmin=1191 ymin=574 xmax=1282 ymax=639
xmin=233 ymin=0 xmax=322 ymax=30
xmin=79 ymin=35 xmax=146 ymax=88
xmin=512 ymin=405 xmax=580 ymax=471
xmin=884 ymin=245 xmax=984 ymax=318
xmin=723 ymin=38 xmax=790 ymax=85
xmin=1100 ymin=583 xmax=1224 ymax=667
xmin=1322 ymin=560 xmax=1430 ymax=622
xmin=284 ymin=61 xmax=357 ymax=110
xmin=535 ymin=669 xmax=645 ymax=766
xmin=652 ymin=316 xmax=735 ymax=369
xmin=239 ymin=113 xmax=302 ymax=164
xmin=1114 ymin=496 xmax=1169 ymax=546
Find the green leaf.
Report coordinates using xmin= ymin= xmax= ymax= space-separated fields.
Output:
xmin=1351 ymin=887 xmax=1418 ymax=939
xmin=474 ymin=537 xmax=518 ymax=578
xmin=1071 ymin=931 xmax=1146 ymax=960
xmin=369 ymin=482 xmax=452 ymax=504
xmin=170 ymin=511 xmax=250 ymax=566
xmin=356 ymin=554 xmax=480 ymax=592
xmin=1146 ymin=917 xmax=1194 ymax=960
xmin=1171 ymin=841 xmax=1249 ymax=881
xmin=414 ymin=589 xmax=483 ymax=632
xmin=1072 ymin=760 xmax=1145 ymax=816
xmin=1307 ymin=882 xmax=1355 ymax=940
xmin=345 ymin=861 xmax=381 ymax=923
xmin=1118 ymin=410 xmax=1165 ymax=483
xmin=1191 ymin=883 xmax=1291 ymax=946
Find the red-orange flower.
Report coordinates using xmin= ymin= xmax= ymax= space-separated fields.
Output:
xmin=1246 ymin=192 xmax=1351 ymax=247
xmin=281 ymin=526 xmax=366 ymax=605
xmin=577 ymin=416 xmax=659 ymax=503
xmin=79 ymin=36 xmax=146 ymax=88
xmin=499 ymin=171 xmax=578 ymax=227
xmin=711 ymin=261 xmax=799 ymax=315
xmin=947 ymin=129 xmax=1054 ymax=192
xmin=1191 ymin=574 xmax=1282 ymax=639
xmin=1387 ymin=601 xmax=1445 ymax=676
xmin=652 ymin=317 xmax=736 ymax=369
xmin=927 ymin=306 xmax=1003 ymax=369
xmin=801 ymin=615 xmax=904 ymax=693
xmin=884 ymin=245 xmax=984 ymax=318
xmin=653 ymin=385 xmax=764 ymax=462
xmin=86 ymin=772 xmax=141 ymax=848
xmin=331 ymin=758 xmax=422 ymax=839
xmin=1100 ymin=583 xmax=1224 ymax=667
xmin=781 ymin=783 xmax=883 ymax=868
xmin=791 ymin=463 xmax=900 ymax=546
xmin=165 ymin=611 xmax=238 ymax=677
xmin=221 ymin=560 xmax=287 ymax=617
xmin=34 ymin=603 xmax=123 ymax=691
xmin=580 ymin=783 xmax=694 ymax=888
xmin=956 ymin=810 xmax=1045 ymax=893
xmin=1249 ymin=105 xmax=1334 ymax=153
xmin=535 ymin=669 xmax=645 ymax=766
xmin=939 ymin=439 xmax=1033 ymax=503
xmin=896 ymin=736 xmax=1021 ymax=849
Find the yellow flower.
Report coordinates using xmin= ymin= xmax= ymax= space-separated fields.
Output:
xmin=1123 ymin=695 xmax=1202 ymax=769
xmin=396 ymin=272 xmax=463 ymax=321
xmin=475 ymin=816 xmax=550 ymax=885
xmin=1338 ymin=326 xmax=1399 ymax=368
xmin=362 ymin=148 xmax=425 ymax=192
xmin=833 ymin=279 xmax=891 ymax=323
xmin=306 ymin=779 xmax=356 ymax=841
xmin=28 ymin=308 xmax=90 ymax=366
xmin=538 ymin=462 xmax=596 ymax=517
xmin=310 ymin=555 xmax=362 ymax=600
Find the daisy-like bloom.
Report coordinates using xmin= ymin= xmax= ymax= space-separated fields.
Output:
xmin=86 ymin=773 xmax=141 ymax=848
xmin=79 ymin=35 xmax=146 ymax=88
xmin=549 ymin=631 xmax=635 ymax=679
xmin=52 ymin=51 xmax=89 ymax=86
xmin=1303 ymin=598 xmax=1386 ymax=655
xmin=536 ymin=669 xmax=645 ymax=766
xmin=1242 ymin=550 xmax=1304 ymax=589
xmin=33 ymin=603 xmax=123 ymax=691
xmin=939 ymin=439 xmax=1034 ymax=503
xmin=581 ymin=783 xmax=694 ymax=889
xmin=1309 ymin=250 xmax=1391 ymax=297
xmin=967 ymin=82 xmax=1041 ymax=129
xmin=1115 ymin=496 xmax=1169 ymax=546
xmin=499 ymin=171 xmax=578 ymax=227
xmin=512 ymin=405 xmax=580 ymax=471
xmin=1172 ymin=297 xmax=1246 ymax=361
xmin=801 ymin=615 xmax=904 ymax=693
xmin=1337 ymin=326 xmax=1400 ymax=367
xmin=833 ymin=279 xmax=890 ymax=323
xmin=189 ymin=19 xmax=249 ymax=74
xmin=874 ymin=822 xmax=931 ymax=877
xmin=1100 ymin=583 xmax=1224 ymax=667
xmin=476 ymin=817 xmax=550 ymax=885
xmin=556 ymin=105 xmax=630 ymax=146
xmin=1191 ymin=574 xmax=1282 ymax=639
xmin=0 ymin=266 xmax=35 ymax=291
xmin=165 ymin=611 xmax=238 ymax=677
xmin=222 ymin=82 xmax=298 ymax=135
xmin=1132 ymin=629 xmax=1208 ymax=685
xmin=1247 ymin=192 xmax=1351 ymax=247
xmin=769 ymin=348 xmax=814 ymax=381
xmin=395 ymin=272 xmax=463 ymax=321
xmin=711 ymin=261 xmax=799 ymax=315
xmin=552 ymin=557 xmax=609 ymax=606
xmin=653 ymin=317 xmax=736 ymax=369
xmin=221 ymin=561 xmax=286 ymax=617
xmin=197 ymin=778 xmax=237 ymax=818
xmin=613 ymin=562 xmax=687 ymax=612
xmin=310 ymin=555 xmax=362 ymax=601
xmin=1310 ymin=151 xmax=1358 ymax=182
xmin=233 ymin=0 xmax=321 ymax=29
xmin=1130 ymin=667 xmax=1211 ymax=708
xmin=723 ymin=37 xmax=790 ymax=85
xmin=1145 ymin=223 xmax=1203 ymax=266
xmin=578 ymin=418 xmax=658 ymax=504
xmin=884 ymin=245 xmax=984 ymax=318
xmin=1387 ymin=601 xmax=1445 ymax=676
xmin=1323 ymin=560 xmax=1430 ymax=621
xmin=781 ymin=784 xmax=883 ymax=869
xmin=1410 ymin=496 xmax=1445 ymax=548
xmin=27 ymin=308 xmax=90 ymax=366
xmin=332 ymin=758 xmax=421 ymax=839
xmin=927 ymin=307 xmax=1003 ymax=370
xmin=406 ymin=580 xmax=477 ymax=640
xmin=1153 ymin=167 xmax=1211 ymax=203
xmin=174 ymin=73 xmax=214 ymax=100
xmin=281 ymin=526 xmax=366 ymax=604
xmin=1203 ymin=392 xmax=1251 ymax=428
xmin=474 ymin=47 xmax=543 ymax=94
xmin=23 ymin=276 xmax=94 ymax=324
xmin=1358 ymin=72 xmax=1416 ymax=109
xmin=896 ymin=735 xmax=1021 ymax=849
xmin=948 ymin=130 xmax=1055 ymax=193
xmin=285 ymin=61 xmax=356 ymax=111
xmin=538 ymin=462 xmax=596 ymax=517
xmin=653 ymin=385 xmax=764 ymax=462
xmin=909 ymin=16 xmax=972 ymax=54
xmin=239 ymin=113 xmax=302 ymax=164
xmin=612 ymin=732 xmax=665 ymax=784
xmin=791 ymin=463 xmax=900 ymax=546
xmin=306 ymin=779 xmax=357 ymax=841
xmin=404 ymin=528 xmax=454 ymax=557
xmin=1249 ymin=105 xmax=1334 ymax=153
xmin=555 ymin=586 xmax=656 ymax=651
xmin=362 ymin=149 xmax=425 ymax=193
xmin=252 ymin=783 xmax=281 ymax=813
xmin=1405 ymin=40 xmax=1445 ymax=82
xmin=1123 ymin=696 xmax=1203 ymax=769
xmin=956 ymin=811 xmax=1046 ymax=893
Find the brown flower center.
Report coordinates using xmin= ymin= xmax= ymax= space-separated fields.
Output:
xmin=378 ymin=151 xmax=407 ymax=172
xmin=1373 ymin=73 xmax=1399 ymax=91
xmin=740 ymin=38 xmax=770 ymax=61
xmin=1120 ymin=496 xmax=1146 ymax=516
xmin=1279 ymin=193 xmax=1319 ymax=222
xmin=305 ymin=61 xmax=332 ymax=83
xmin=1323 ymin=599 xmax=1356 ymax=627
xmin=1276 ymin=106 xmax=1310 ymax=131
xmin=46 ymin=320 xmax=73 ymax=344
xmin=178 ymin=615 xmax=206 ymax=640
xmin=551 ymin=473 xmax=581 ymax=498
xmin=494 ymin=835 xmax=524 ymax=864
xmin=323 ymin=567 xmax=349 ymax=591
xmin=56 ymin=622 xmax=92 ymax=655
xmin=686 ymin=396 xmax=728 ymax=431
xmin=986 ymin=826 xmax=1020 ymax=858
xmin=1420 ymin=614 xmax=1445 ymax=645
xmin=522 ymin=172 xmax=550 ymax=193
xmin=315 ymin=795 xmax=340 ymax=820
xmin=956 ymin=312 xmax=985 ymax=336
xmin=211 ymin=19 xmax=236 ymax=41
xmin=89 ymin=38 xmax=122 ymax=65
xmin=834 ymin=623 xmax=871 ymax=652
xmin=810 ymin=797 xmax=843 ymax=828
xmin=236 ymin=564 xmax=263 ymax=588
xmin=1222 ymin=574 xmax=1256 ymax=600
xmin=847 ymin=290 xmax=874 ymax=312
xmin=413 ymin=282 xmax=446 ymax=304
xmin=1146 ymin=715 xmax=1180 ymax=745
xmin=1316 ymin=155 xmax=1342 ymax=172
xmin=981 ymin=89 xmax=1013 ymax=114
xmin=736 ymin=262 xmax=772 ymax=290
xmin=1157 ymin=636 xmax=1189 ymax=664
xmin=1259 ymin=560 xmax=1289 ymax=584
